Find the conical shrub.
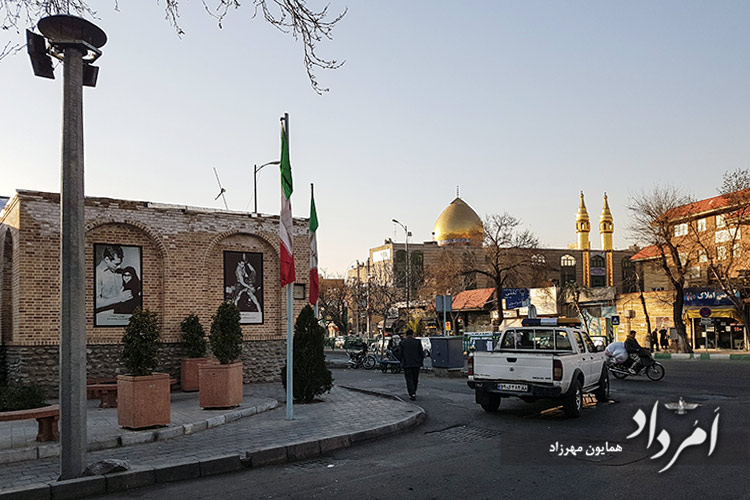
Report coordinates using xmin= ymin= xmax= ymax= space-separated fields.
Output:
xmin=281 ymin=305 xmax=333 ymax=403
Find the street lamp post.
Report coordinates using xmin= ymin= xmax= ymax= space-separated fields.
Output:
xmin=27 ymin=14 xmax=107 ymax=480
xmin=253 ymin=160 xmax=281 ymax=213
xmin=392 ymin=219 xmax=411 ymax=315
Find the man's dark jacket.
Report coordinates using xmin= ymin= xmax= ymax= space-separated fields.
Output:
xmin=398 ymin=336 xmax=425 ymax=368
xmin=624 ymin=337 xmax=642 ymax=354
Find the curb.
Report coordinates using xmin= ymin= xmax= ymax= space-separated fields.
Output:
xmin=0 ymin=400 xmax=279 ymax=465
xmin=0 ymin=390 xmax=424 ymax=500
xmin=654 ymin=353 xmax=750 ymax=360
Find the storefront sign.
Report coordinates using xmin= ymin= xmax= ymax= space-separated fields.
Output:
xmin=684 ymin=288 xmax=736 ymax=307
xmin=503 ymin=288 xmax=529 ymax=309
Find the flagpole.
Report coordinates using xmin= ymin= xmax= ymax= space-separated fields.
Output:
xmin=311 ymin=183 xmax=319 ymax=320
xmin=283 ymin=112 xmax=294 ymax=421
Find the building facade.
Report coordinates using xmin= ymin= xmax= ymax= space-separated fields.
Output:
xmin=0 ymin=190 xmax=312 ymax=389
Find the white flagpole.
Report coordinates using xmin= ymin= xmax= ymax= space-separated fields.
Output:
xmin=283 ymin=112 xmax=294 ymax=421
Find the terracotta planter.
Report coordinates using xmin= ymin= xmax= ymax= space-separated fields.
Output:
xmin=199 ymin=361 xmax=243 ymax=409
xmin=180 ymin=358 xmax=212 ymax=391
xmin=117 ymin=373 xmax=171 ymax=429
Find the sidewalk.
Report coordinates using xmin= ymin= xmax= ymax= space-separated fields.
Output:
xmin=0 ymin=382 xmax=424 ymax=500
xmin=654 ymin=349 xmax=750 ymax=360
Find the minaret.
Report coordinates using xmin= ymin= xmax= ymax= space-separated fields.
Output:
xmin=576 ymin=192 xmax=590 ymax=250
xmin=576 ymin=192 xmax=591 ymax=287
xmin=599 ymin=192 xmax=614 ymax=251
xmin=600 ymin=193 xmax=615 ymax=286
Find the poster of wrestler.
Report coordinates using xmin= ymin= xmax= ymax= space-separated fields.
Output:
xmin=94 ymin=244 xmax=143 ymax=327
xmin=224 ymin=251 xmax=264 ymax=324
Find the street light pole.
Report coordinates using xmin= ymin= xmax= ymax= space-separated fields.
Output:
xmin=392 ymin=219 xmax=410 ymax=315
xmin=253 ymin=160 xmax=281 ymax=213
xmin=29 ymin=14 xmax=107 ymax=480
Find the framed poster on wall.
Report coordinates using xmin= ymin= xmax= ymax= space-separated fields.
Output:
xmin=224 ymin=251 xmax=264 ymax=324
xmin=94 ymin=244 xmax=143 ymax=327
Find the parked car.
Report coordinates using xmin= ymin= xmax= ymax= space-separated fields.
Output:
xmin=334 ymin=336 xmax=346 ymax=349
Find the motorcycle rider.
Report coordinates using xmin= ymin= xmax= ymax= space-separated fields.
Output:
xmin=624 ymin=330 xmax=650 ymax=374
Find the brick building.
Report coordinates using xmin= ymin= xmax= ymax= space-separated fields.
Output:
xmin=625 ymin=190 xmax=750 ymax=350
xmin=0 ymin=190 xmax=311 ymax=389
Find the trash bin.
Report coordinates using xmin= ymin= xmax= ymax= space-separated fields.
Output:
xmin=429 ymin=336 xmax=464 ymax=369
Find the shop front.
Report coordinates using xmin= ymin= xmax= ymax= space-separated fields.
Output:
xmin=684 ymin=288 xmax=746 ymax=351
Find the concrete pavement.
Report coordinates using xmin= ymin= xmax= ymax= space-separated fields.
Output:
xmin=0 ymin=381 xmax=424 ymax=500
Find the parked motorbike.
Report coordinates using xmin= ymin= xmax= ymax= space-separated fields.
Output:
xmin=347 ymin=347 xmax=376 ymax=370
xmin=607 ymin=355 xmax=665 ymax=381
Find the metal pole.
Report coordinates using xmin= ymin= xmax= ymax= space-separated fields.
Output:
xmin=253 ymin=164 xmax=258 ymax=214
xmin=283 ymin=112 xmax=294 ymax=421
xmin=59 ymin=45 xmax=87 ymax=479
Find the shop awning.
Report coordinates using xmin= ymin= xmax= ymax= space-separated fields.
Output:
xmin=684 ymin=307 xmax=743 ymax=324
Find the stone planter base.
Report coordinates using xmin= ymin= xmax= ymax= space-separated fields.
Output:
xmin=181 ymin=358 xmax=212 ymax=391
xmin=117 ymin=373 xmax=171 ymax=429
xmin=199 ymin=362 xmax=243 ymax=409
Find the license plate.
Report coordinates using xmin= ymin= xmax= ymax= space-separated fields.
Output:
xmin=498 ymin=383 xmax=527 ymax=392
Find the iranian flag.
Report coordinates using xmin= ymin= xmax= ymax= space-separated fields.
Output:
xmin=309 ymin=186 xmax=319 ymax=305
xmin=279 ymin=118 xmax=296 ymax=287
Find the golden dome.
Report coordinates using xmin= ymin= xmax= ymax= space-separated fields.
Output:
xmin=433 ymin=197 xmax=483 ymax=247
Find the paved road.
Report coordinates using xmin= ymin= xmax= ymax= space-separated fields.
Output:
xmin=97 ymin=360 xmax=750 ymax=500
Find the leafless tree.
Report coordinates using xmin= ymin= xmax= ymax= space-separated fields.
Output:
xmin=461 ymin=213 xmax=540 ymax=328
xmin=366 ymin=261 xmax=400 ymax=337
xmin=317 ymin=277 xmax=348 ymax=337
xmin=1 ymin=0 xmax=346 ymax=93
xmin=627 ymin=185 xmax=694 ymax=352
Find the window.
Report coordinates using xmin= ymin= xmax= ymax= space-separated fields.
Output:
xmin=734 ymin=243 xmax=742 ymax=258
xmin=679 ymin=252 xmax=688 ymax=264
xmin=697 ymin=218 xmax=707 ymax=232
xmin=582 ymin=332 xmax=596 ymax=353
xmin=555 ymin=330 xmax=573 ymax=351
xmin=698 ymin=249 xmax=707 ymax=263
xmin=716 ymin=214 xmax=726 ymax=228
xmin=560 ymin=254 xmax=576 ymax=284
xmin=716 ymin=227 xmax=740 ymax=244
xmin=621 ymin=257 xmax=637 ymax=293
xmin=591 ymin=275 xmax=606 ymax=287
xmin=533 ymin=329 xmax=554 ymax=350
xmin=674 ymin=223 xmax=688 ymax=237
xmin=717 ymin=246 xmax=727 ymax=260
xmin=573 ymin=331 xmax=585 ymax=353
xmin=688 ymin=266 xmax=701 ymax=279
xmin=500 ymin=330 xmax=516 ymax=349
xmin=531 ymin=254 xmax=546 ymax=266
xmin=561 ymin=255 xmax=576 ymax=266
xmin=591 ymin=255 xmax=605 ymax=268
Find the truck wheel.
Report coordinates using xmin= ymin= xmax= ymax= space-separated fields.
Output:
xmin=563 ymin=379 xmax=583 ymax=418
xmin=594 ymin=369 xmax=610 ymax=402
xmin=480 ymin=395 xmax=501 ymax=413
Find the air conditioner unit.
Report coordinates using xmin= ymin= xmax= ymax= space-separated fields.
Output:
xmin=624 ymin=310 xmax=636 ymax=318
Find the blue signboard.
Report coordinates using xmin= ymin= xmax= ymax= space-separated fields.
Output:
xmin=683 ymin=288 xmax=737 ymax=307
xmin=503 ymin=288 xmax=530 ymax=309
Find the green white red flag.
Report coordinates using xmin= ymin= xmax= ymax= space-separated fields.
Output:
xmin=279 ymin=118 xmax=296 ymax=287
xmin=309 ymin=186 xmax=319 ymax=305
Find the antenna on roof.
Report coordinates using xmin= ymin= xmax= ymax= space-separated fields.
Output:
xmin=457 ymin=185 xmax=460 ymax=198
xmin=213 ymin=167 xmax=228 ymax=210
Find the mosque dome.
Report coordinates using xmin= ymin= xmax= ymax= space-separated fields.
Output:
xmin=433 ymin=197 xmax=484 ymax=247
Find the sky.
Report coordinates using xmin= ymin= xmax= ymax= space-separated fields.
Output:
xmin=1 ymin=1 xmax=749 ymax=276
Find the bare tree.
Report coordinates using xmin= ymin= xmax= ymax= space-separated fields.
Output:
xmin=367 ymin=261 xmax=400 ymax=338
xmin=462 ymin=213 xmax=540 ymax=328
xmin=318 ymin=277 xmax=348 ymax=337
xmin=1 ymin=0 xmax=346 ymax=93
xmin=627 ymin=185 xmax=694 ymax=352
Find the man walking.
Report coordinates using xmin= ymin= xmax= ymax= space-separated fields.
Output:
xmin=397 ymin=329 xmax=424 ymax=401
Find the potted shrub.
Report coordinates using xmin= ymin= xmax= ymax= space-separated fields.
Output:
xmin=281 ymin=305 xmax=333 ymax=403
xmin=117 ymin=308 xmax=170 ymax=429
xmin=179 ymin=313 xmax=211 ymax=392
xmin=199 ymin=302 xmax=243 ymax=408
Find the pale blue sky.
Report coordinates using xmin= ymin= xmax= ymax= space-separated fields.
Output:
xmin=1 ymin=1 xmax=748 ymax=275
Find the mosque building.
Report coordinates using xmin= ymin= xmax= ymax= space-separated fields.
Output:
xmin=349 ymin=192 xmax=636 ymax=338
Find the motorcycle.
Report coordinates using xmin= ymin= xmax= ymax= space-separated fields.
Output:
xmin=607 ymin=354 xmax=665 ymax=381
xmin=347 ymin=347 xmax=376 ymax=370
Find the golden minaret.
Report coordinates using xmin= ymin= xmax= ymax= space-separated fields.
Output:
xmin=599 ymin=192 xmax=614 ymax=251
xmin=576 ymin=191 xmax=590 ymax=250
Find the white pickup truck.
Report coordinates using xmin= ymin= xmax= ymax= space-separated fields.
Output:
xmin=467 ymin=319 xmax=609 ymax=418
